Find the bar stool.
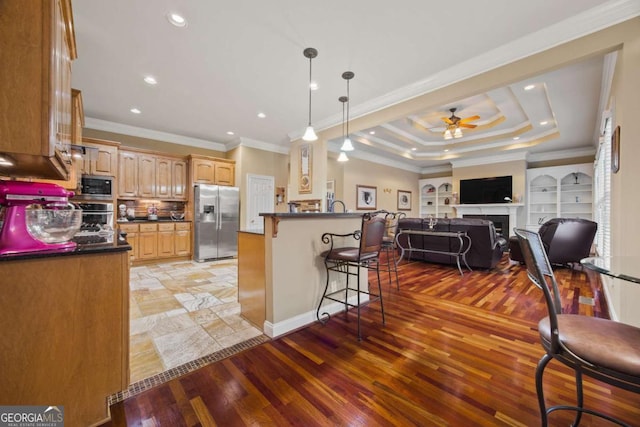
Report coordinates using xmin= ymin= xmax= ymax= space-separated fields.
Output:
xmin=317 ymin=212 xmax=386 ymax=340
xmin=515 ymin=228 xmax=640 ymax=426
xmin=379 ymin=211 xmax=405 ymax=289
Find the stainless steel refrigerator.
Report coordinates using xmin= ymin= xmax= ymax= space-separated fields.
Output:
xmin=194 ymin=184 xmax=240 ymax=261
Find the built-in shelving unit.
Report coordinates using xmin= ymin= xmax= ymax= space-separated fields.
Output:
xmin=526 ymin=163 xmax=593 ymax=230
xmin=419 ymin=177 xmax=454 ymax=218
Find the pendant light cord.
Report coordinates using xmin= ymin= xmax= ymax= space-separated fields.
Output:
xmin=308 ymin=57 xmax=313 ymax=126
xmin=346 ymin=79 xmax=350 ymax=138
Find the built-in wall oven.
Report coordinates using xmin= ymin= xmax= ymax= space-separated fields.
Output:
xmin=72 ymin=202 xmax=115 ymax=245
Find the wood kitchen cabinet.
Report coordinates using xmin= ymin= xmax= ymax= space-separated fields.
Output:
xmin=157 ymin=223 xmax=175 ymax=257
xmin=172 ymin=160 xmax=188 ymax=199
xmin=138 ymin=154 xmax=156 ymax=198
xmin=174 ymin=222 xmax=192 ymax=256
xmin=0 ymin=0 xmax=76 ymax=180
xmin=190 ymin=155 xmax=236 ymax=186
xmin=118 ymin=151 xmax=138 ymax=198
xmin=0 ymin=249 xmax=130 ymax=427
xmin=119 ymin=223 xmax=139 ymax=262
xmin=156 ymin=157 xmax=188 ymax=199
xmin=72 ymin=89 xmax=84 ymax=146
xmin=80 ymin=138 xmax=119 ymax=177
xmin=138 ymin=223 xmax=158 ymax=259
xmin=118 ymin=148 xmax=188 ymax=200
xmin=118 ymin=222 xmax=191 ymax=264
xmin=156 ymin=157 xmax=172 ymax=199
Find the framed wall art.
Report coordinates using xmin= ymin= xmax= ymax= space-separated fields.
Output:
xmin=356 ymin=185 xmax=377 ymax=210
xmin=397 ymin=190 xmax=412 ymax=211
xmin=299 ymin=144 xmax=312 ymax=193
xmin=611 ymin=125 xmax=620 ymax=173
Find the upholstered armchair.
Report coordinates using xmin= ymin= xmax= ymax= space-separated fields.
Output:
xmin=509 ymin=218 xmax=597 ymax=266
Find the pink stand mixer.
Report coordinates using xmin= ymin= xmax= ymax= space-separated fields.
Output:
xmin=0 ymin=180 xmax=80 ymax=255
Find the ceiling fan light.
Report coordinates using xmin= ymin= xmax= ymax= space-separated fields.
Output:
xmin=443 ymin=129 xmax=453 ymax=140
xmin=337 ymin=151 xmax=349 ymax=162
xmin=454 ymin=127 xmax=463 ymax=138
xmin=302 ymin=125 xmax=318 ymax=141
xmin=341 ymin=137 xmax=354 ymax=151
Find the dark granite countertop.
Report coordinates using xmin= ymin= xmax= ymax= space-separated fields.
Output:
xmin=0 ymin=239 xmax=131 ymax=262
xmin=259 ymin=212 xmax=361 ymax=218
xmin=118 ymin=219 xmax=191 ymax=223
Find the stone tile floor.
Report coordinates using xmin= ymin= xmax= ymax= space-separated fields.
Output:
xmin=128 ymin=259 xmax=263 ymax=383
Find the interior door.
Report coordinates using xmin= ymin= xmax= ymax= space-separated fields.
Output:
xmin=246 ymin=174 xmax=274 ymax=232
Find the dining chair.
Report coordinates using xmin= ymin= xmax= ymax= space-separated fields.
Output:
xmin=514 ymin=228 xmax=640 ymax=427
xmin=317 ymin=212 xmax=386 ymax=340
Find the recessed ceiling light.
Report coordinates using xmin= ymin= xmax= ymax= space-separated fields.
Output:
xmin=226 ymin=131 xmax=234 ymax=135
xmin=524 ymin=84 xmax=535 ymax=91
xmin=539 ymin=121 xmax=548 ymax=125
xmin=369 ymin=131 xmax=375 ymax=135
xmin=411 ymin=147 xmax=417 ymax=151
xmin=166 ymin=12 xmax=187 ymax=27
xmin=513 ymin=136 xmax=520 ymax=140
xmin=444 ymin=149 xmax=450 ymax=152
xmin=130 ymin=108 xmax=141 ymax=114
xmin=257 ymin=112 xmax=266 ymax=118
xmin=143 ymin=76 xmax=157 ymax=85
xmin=309 ymin=81 xmax=318 ymax=91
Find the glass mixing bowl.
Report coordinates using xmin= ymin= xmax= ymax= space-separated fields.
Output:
xmin=25 ymin=204 xmax=82 ymax=243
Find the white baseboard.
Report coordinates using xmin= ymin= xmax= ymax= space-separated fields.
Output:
xmin=263 ymin=294 xmax=370 ymax=338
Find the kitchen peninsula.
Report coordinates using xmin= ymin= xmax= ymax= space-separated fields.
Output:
xmin=0 ymin=241 xmax=131 ymax=427
xmin=238 ymin=212 xmax=368 ymax=337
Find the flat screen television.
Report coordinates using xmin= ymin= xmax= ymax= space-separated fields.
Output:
xmin=459 ymin=176 xmax=512 ymax=204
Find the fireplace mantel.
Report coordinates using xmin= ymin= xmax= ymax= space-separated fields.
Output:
xmin=452 ymin=203 xmax=524 ymax=236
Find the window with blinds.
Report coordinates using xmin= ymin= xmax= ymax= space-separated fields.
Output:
xmin=594 ymin=117 xmax=612 ymax=257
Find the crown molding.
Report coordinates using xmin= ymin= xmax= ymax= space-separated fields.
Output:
xmin=292 ymin=0 xmax=640 ymax=142
xmin=84 ymin=117 xmax=227 ymax=151
xmin=450 ymin=151 xmax=529 ymax=168
xmin=527 ymin=147 xmax=597 ymax=163
xmin=420 ymin=164 xmax=454 ymax=175
xmin=230 ymin=137 xmax=291 ymax=155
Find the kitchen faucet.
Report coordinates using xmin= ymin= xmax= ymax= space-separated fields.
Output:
xmin=330 ymin=200 xmax=346 ymax=213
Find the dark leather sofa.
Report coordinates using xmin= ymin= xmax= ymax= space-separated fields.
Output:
xmin=509 ymin=217 xmax=597 ymax=266
xmin=397 ymin=217 xmax=505 ymax=269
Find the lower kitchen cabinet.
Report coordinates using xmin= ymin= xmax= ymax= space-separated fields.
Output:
xmin=175 ymin=222 xmax=191 ymax=256
xmin=158 ymin=223 xmax=175 ymax=257
xmin=118 ymin=222 xmax=191 ymax=264
xmin=139 ymin=223 xmax=159 ymax=260
xmin=119 ymin=223 xmax=139 ymax=261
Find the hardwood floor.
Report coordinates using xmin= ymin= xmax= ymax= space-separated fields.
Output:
xmin=104 ymin=255 xmax=639 ymax=426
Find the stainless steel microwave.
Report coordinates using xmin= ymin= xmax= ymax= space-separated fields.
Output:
xmin=78 ymin=175 xmax=114 ymax=199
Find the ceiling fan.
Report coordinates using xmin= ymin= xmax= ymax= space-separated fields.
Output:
xmin=441 ymin=107 xmax=480 ymax=139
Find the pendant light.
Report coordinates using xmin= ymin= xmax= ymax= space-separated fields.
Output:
xmin=302 ymin=48 xmax=318 ymax=141
xmin=340 ymin=71 xmax=355 ymax=151
xmin=337 ymin=96 xmax=349 ymax=162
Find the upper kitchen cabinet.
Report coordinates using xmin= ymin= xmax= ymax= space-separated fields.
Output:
xmin=80 ymin=138 xmax=119 ymax=177
xmin=118 ymin=151 xmax=138 ymax=198
xmin=190 ymin=155 xmax=235 ymax=186
xmin=0 ymin=0 xmax=77 ymax=180
xmin=118 ymin=148 xmax=188 ymax=200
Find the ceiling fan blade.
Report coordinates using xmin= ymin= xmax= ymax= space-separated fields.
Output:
xmin=459 ymin=123 xmax=477 ymax=129
xmin=459 ymin=115 xmax=480 ymax=123
xmin=441 ymin=117 xmax=454 ymax=125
